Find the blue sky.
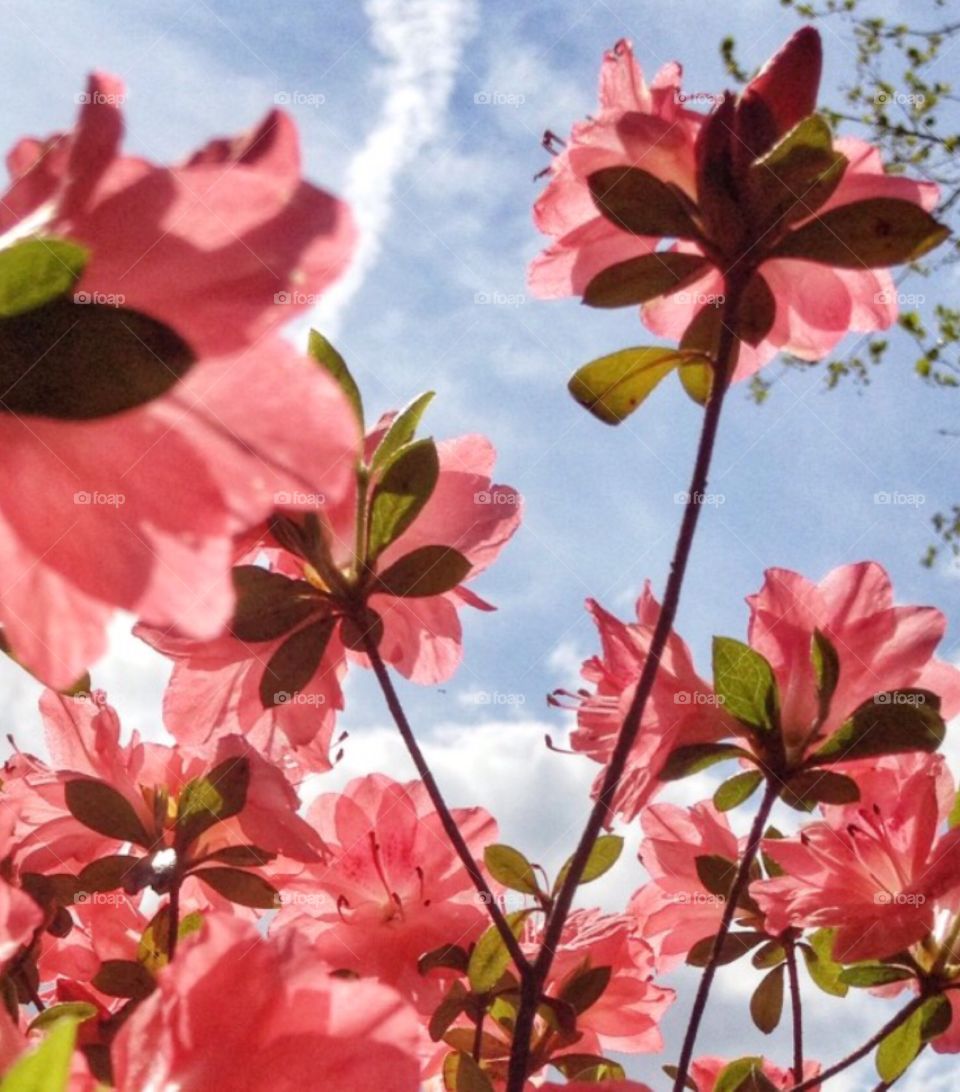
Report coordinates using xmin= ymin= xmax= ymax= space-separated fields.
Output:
xmin=1 ymin=0 xmax=959 ymax=1086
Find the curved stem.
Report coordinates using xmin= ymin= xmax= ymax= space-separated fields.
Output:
xmin=363 ymin=634 xmax=531 ymax=977
xmin=672 ymin=778 xmax=779 ymax=1091
xmin=786 ymin=935 xmax=804 ymax=1082
xmin=506 ymin=277 xmax=748 ymax=1092
xmin=789 ymin=995 xmax=927 ymax=1092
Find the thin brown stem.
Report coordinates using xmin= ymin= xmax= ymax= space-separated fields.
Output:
xmin=786 ymin=935 xmax=804 ymax=1083
xmin=789 ymin=995 xmax=928 ymax=1092
xmin=167 ymin=881 xmax=181 ymax=962
xmin=363 ymin=634 xmax=531 ymax=977
xmin=506 ymin=274 xmax=749 ymax=1092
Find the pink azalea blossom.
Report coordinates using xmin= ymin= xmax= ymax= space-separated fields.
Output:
xmin=8 ymin=689 xmax=324 ymax=881
xmin=272 ymin=773 xmax=495 ymax=1010
xmin=139 ymin=422 xmax=520 ymax=777
xmin=111 ymin=913 xmax=422 ymax=1092
xmin=0 ymin=74 xmax=359 ymax=689
xmin=556 ymin=584 xmax=732 ymax=822
xmin=752 ymin=753 xmax=960 ymax=962
xmin=689 ymin=1056 xmax=821 ymax=1091
xmin=0 ymin=803 xmax=43 ymax=969
xmin=630 ymin=801 xmax=740 ymax=969
xmin=529 ymin=30 xmax=941 ymax=379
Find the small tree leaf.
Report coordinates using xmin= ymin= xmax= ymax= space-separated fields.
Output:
xmin=588 ymin=167 xmax=703 ymax=240
xmin=876 ymin=995 xmax=951 ymax=1082
xmin=377 ymin=546 xmax=471 ymax=598
xmin=780 ymin=770 xmax=860 ymax=810
xmin=77 ymin=854 xmax=141 ymax=893
xmin=583 ymin=251 xmax=711 ymax=309
xmin=467 ymin=910 xmax=531 ymax=993
xmin=800 ymin=928 xmax=848 ymax=997
xmin=308 ymin=329 xmax=363 ymax=427
xmin=368 ymin=438 xmax=439 ymax=559
xmin=0 ymin=238 xmax=88 ymax=318
xmin=418 ymin=945 xmax=470 ymax=977
xmin=695 ymin=854 xmax=737 ymax=899
xmin=92 ymin=959 xmax=156 ymax=1000
xmin=568 ymin=347 xmax=690 ymax=424
xmin=712 ymin=636 xmax=779 ymax=734
xmin=659 ymin=742 xmax=754 ymax=781
xmin=259 ymin=615 xmax=336 ymax=708
xmin=194 ymin=867 xmax=280 ymax=909
xmin=840 ymin=964 xmax=915 ymax=988
xmin=751 ymin=940 xmax=786 ymax=969
xmin=371 ymin=391 xmax=435 ymax=471
xmin=554 ymin=834 xmax=623 ymax=892
xmin=27 ymin=1002 xmax=97 ymax=1033
xmin=64 ymin=779 xmax=151 ymax=848
xmin=201 ymin=844 xmax=276 ymax=868
xmin=811 ymin=628 xmax=840 ymax=727
xmin=686 ymin=931 xmax=766 ymax=967
xmin=812 ymin=690 xmax=944 ymax=763
xmin=176 ymin=756 xmax=250 ymax=849
xmin=442 ymin=1051 xmax=494 ymax=1092
xmin=713 ymin=1056 xmax=779 ymax=1092
xmin=0 ymin=1013 xmax=78 ymax=1092
xmin=750 ymin=965 xmax=784 ymax=1034
xmin=228 ymin=567 xmax=320 ymax=642
xmin=484 ymin=844 xmax=539 ymax=896
xmin=558 ymin=964 xmax=612 ymax=1014
xmin=714 ymin=770 xmax=764 ymax=812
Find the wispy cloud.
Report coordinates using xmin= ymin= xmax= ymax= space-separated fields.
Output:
xmin=311 ymin=0 xmax=479 ymax=335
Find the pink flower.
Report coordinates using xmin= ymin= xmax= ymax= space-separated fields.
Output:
xmin=556 ymin=584 xmax=732 ymax=822
xmin=9 ymin=689 xmax=324 ymax=889
xmin=689 ymin=1056 xmax=821 ymax=1091
xmin=751 ymin=753 xmax=960 ymax=962
xmin=272 ymin=773 xmax=495 ymax=1011
xmin=630 ymin=801 xmax=740 ymax=969
xmin=0 ymin=803 xmax=43 ymax=969
xmin=530 ymin=30 xmax=943 ymax=380
xmin=0 ymin=74 xmax=360 ymax=689
xmin=139 ymin=420 xmax=520 ymax=777
xmin=111 ymin=914 xmax=422 ymax=1092
xmin=746 ymin=561 xmax=960 ymax=763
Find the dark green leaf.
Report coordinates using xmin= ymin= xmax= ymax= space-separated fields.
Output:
xmin=735 ymin=272 xmax=775 ymax=348
xmin=308 ymin=329 xmax=363 ymax=427
xmin=695 ymin=854 xmax=737 ymax=899
xmin=558 ymin=964 xmax=611 ymax=1015
xmin=441 ymin=1051 xmax=494 ymax=1092
xmin=377 ymin=545 xmax=471 ymax=598
xmin=750 ymin=965 xmax=784 ymax=1034
xmin=583 ymin=251 xmax=711 ymax=309
xmin=0 ymin=298 xmax=195 ymax=419
xmin=554 ymin=834 xmax=623 ymax=892
xmin=0 ymin=238 xmax=88 ymax=318
xmin=368 ymin=438 xmax=439 ymax=558
xmin=686 ymin=931 xmax=765 ymax=967
xmin=781 ymin=770 xmax=860 ymax=810
xmin=259 ymin=615 xmax=336 ymax=708
xmin=418 ymin=945 xmax=469 ymax=977
xmin=228 ymin=566 xmax=320 ymax=642
xmin=201 ymin=844 xmax=276 ymax=868
xmin=339 ymin=605 xmax=385 ymax=651
xmin=567 ymin=346 xmax=691 ymax=424
xmin=588 ymin=167 xmax=702 ymax=240
xmin=751 ymin=940 xmax=786 ymax=969
xmin=467 ymin=910 xmax=530 ymax=993
xmin=811 ymin=628 xmax=840 ymax=728
xmin=774 ymin=197 xmax=949 ymax=268
xmin=64 ymin=779 xmax=151 ymax=848
xmin=714 ymin=770 xmax=764 ymax=812
xmin=77 ymin=855 xmax=141 ymax=893
xmin=176 ymin=756 xmax=250 ymax=848
xmin=194 ymin=867 xmax=280 ymax=909
xmin=712 ymin=636 xmax=779 ymax=734
xmin=483 ymin=844 xmax=540 ymax=896
xmin=812 ymin=690 xmax=944 ymax=763
xmin=428 ymin=981 xmax=468 ymax=1041
xmin=92 ymin=959 xmax=155 ymax=1000
xmin=371 ymin=391 xmax=435 ymax=471
xmin=659 ymin=742 xmax=754 ymax=781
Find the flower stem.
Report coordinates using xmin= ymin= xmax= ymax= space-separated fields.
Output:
xmin=671 ymin=777 xmax=779 ymax=1091
xmin=167 ymin=880 xmax=181 ymax=962
xmin=786 ymin=934 xmax=804 ymax=1083
xmin=789 ymin=995 xmax=927 ymax=1092
xmin=363 ymin=634 xmax=531 ymax=977
xmin=506 ymin=275 xmax=748 ymax=1092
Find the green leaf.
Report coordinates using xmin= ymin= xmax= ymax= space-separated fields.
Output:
xmin=418 ymin=945 xmax=470 ymax=977
xmin=368 ymin=438 xmax=439 ymax=558
xmin=377 ymin=545 xmax=471 ymax=598
xmin=194 ymin=867 xmax=280 ymax=909
xmin=138 ymin=907 xmax=203 ymax=974
xmin=0 ymin=297 xmax=195 ymax=419
xmin=659 ymin=742 xmax=754 ymax=781
xmin=371 ymin=391 xmax=435 ymax=472
xmin=949 ymin=789 xmax=960 ymax=830
xmin=812 ymin=690 xmax=944 ymax=763
xmin=713 ymin=1057 xmax=779 ymax=1092
xmin=201 ymin=844 xmax=276 ymax=868
xmin=228 ymin=567 xmax=320 ymax=642
xmin=876 ymin=995 xmax=951 ymax=1082
xmin=467 ymin=910 xmax=530 ymax=993
xmin=583 ymin=251 xmax=711 ymax=309
xmin=774 ymin=197 xmax=950 ymax=268
xmin=678 ymin=359 xmax=713 ymax=405
xmin=176 ymin=756 xmax=250 ymax=848
xmin=339 ymin=605 xmax=385 ymax=651
xmin=558 ymin=964 xmax=611 ymax=1015
xmin=801 ymin=928 xmax=848 ymax=997
xmin=840 ymin=964 xmax=915 ymax=988
xmin=714 ymin=770 xmax=764 ymax=812
xmin=483 ymin=844 xmax=540 ymax=896
xmin=751 ymin=940 xmax=786 ymax=969
xmin=695 ymin=854 xmax=737 ymax=899
xmin=259 ymin=614 xmax=336 ymax=708
xmin=0 ymin=1013 xmax=78 ymax=1092
xmin=554 ymin=834 xmax=623 ymax=892
xmin=0 ymin=238 xmax=88 ymax=318
xmin=662 ymin=1064 xmax=697 ymax=1091
xmin=428 ymin=981 xmax=468 ymax=1042
xmin=91 ymin=959 xmax=156 ymax=1000
xmin=750 ymin=965 xmax=784 ymax=1034
xmin=748 ymin=114 xmax=847 ymax=228
xmin=308 ymin=329 xmax=363 ymax=427
xmin=588 ymin=167 xmax=702 ymax=240
xmin=27 ymin=1002 xmax=97 ymax=1033
xmin=554 ymin=1055 xmax=626 ymax=1081
xmin=735 ymin=272 xmax=776 ymax=348
xmin=441 ymin=1051 xmax=494 ymax=1092
xmin=64 ymin=779 xmax=151 ymax=848
xmin=686 ymin=931 xmax=765 ymax=968
xmin=77 ymin=854 xmax=140 ymax=893
xmin=780 ymin=769 xmax=860 ymax=810
xmin=712 ymin=636 xmax=779 ymax=734
xmin=811 ymin=628 xmax=840 ymax=728
xmin=567 ymin=346 xmax=689 ymax=424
